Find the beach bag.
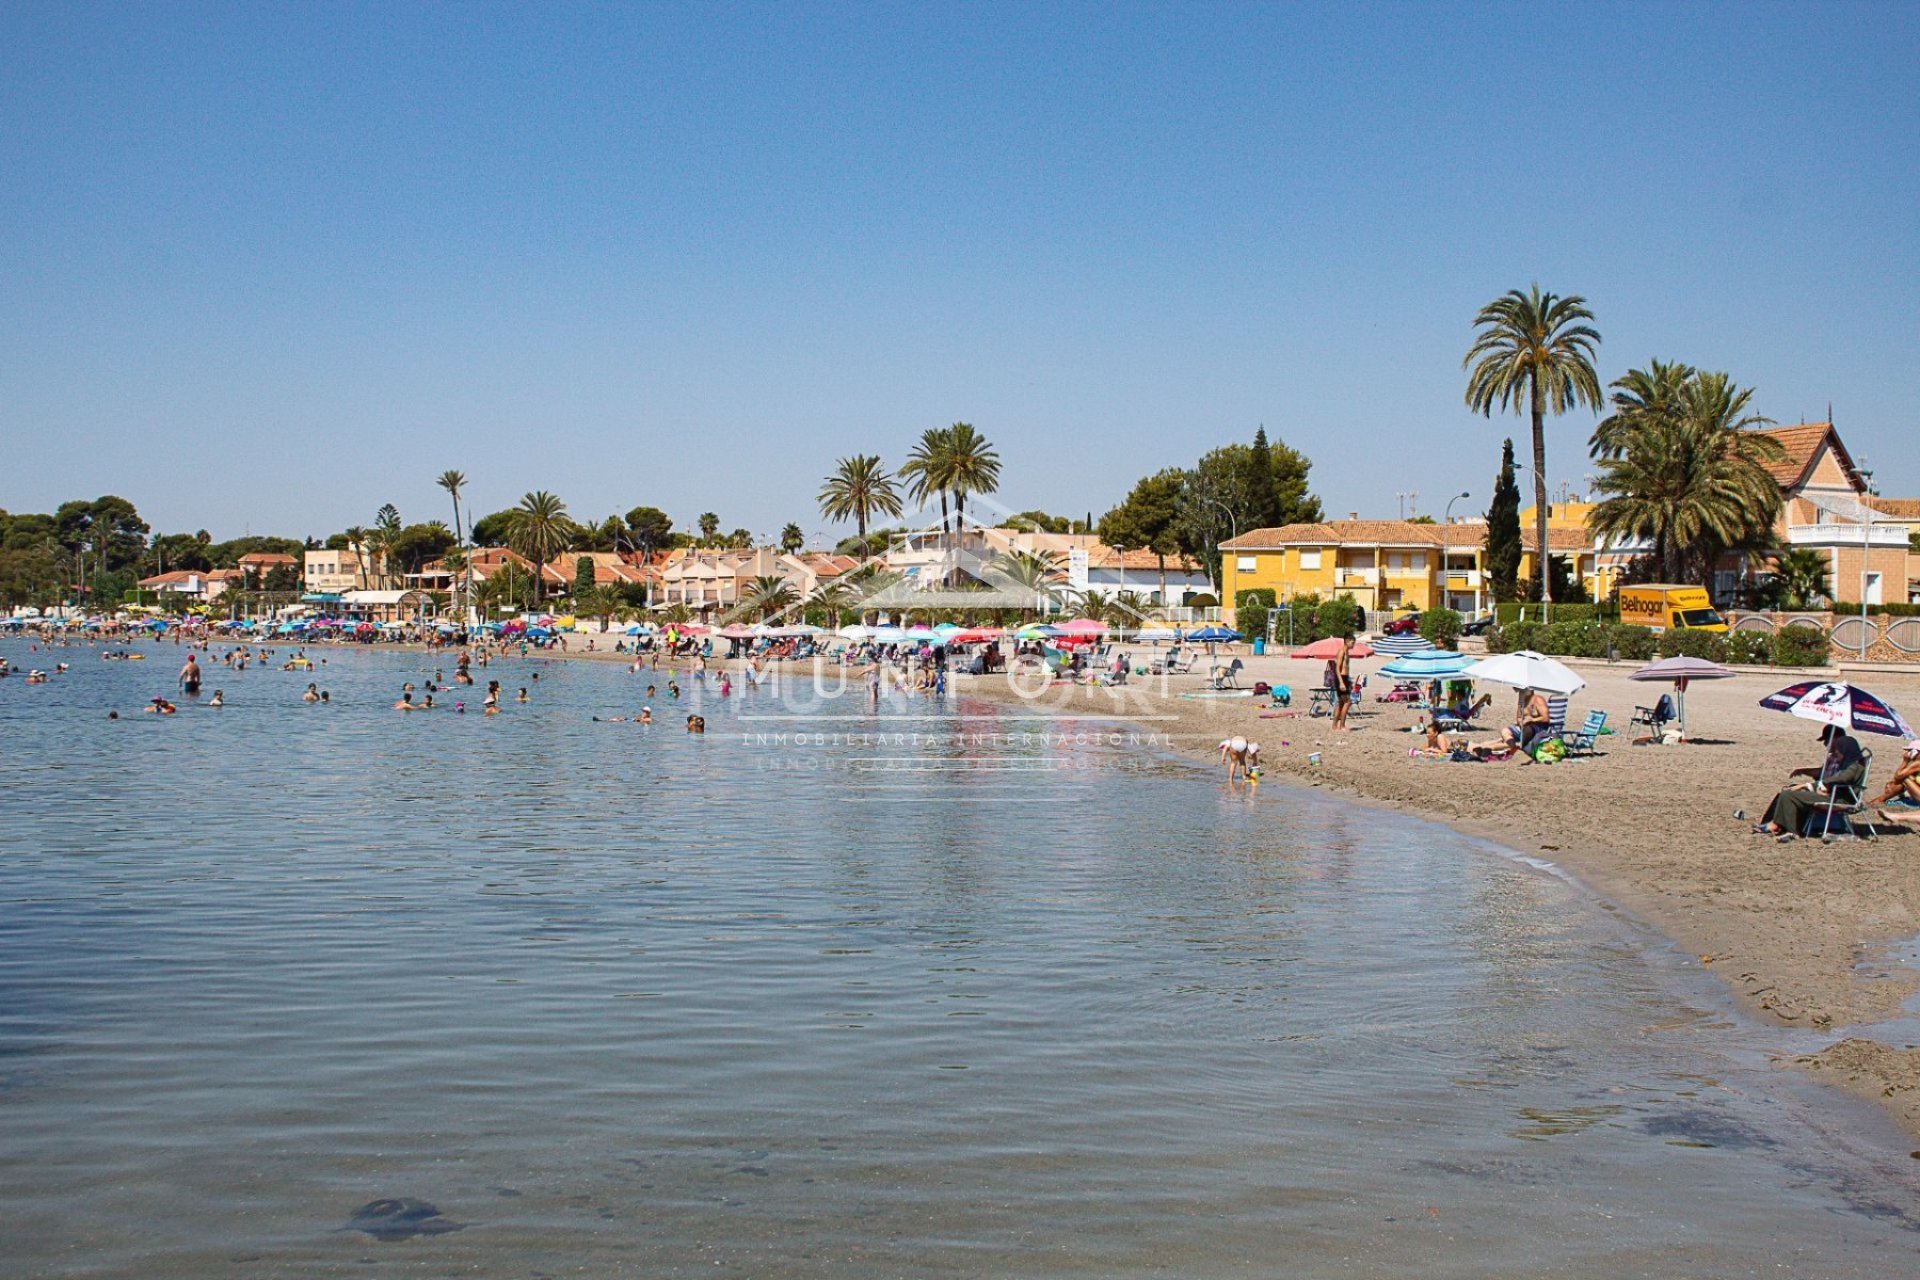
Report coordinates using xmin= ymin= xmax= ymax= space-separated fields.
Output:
xmin=1253 ymin=681 xmax=1271 ymax=696
xmin=1534 ymin=738 xmax=1567 ymax=764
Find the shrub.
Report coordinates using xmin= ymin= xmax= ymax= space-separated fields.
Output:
xmin=1722 ymin=631 xmax=1772 ymax=665
xmin=1492 ymin=620 xmax=1544 ymax=654
xmin=1659 ymin=628 xmax=1728 ymax=662
xmin=1235 ymin=589 xmax=1275 ymax=643
xmin=1772 ymin=624 xmax=1832 ymax=668
xmin=1608 ymin=625 xmax=1657 ymax=661
xmin=1536 ymin=621 xmax=1584 ymax=655
xmin=1495 ymin=601 xmax=1616 ymax=626
xmin=1417 ymin=607 xmax=1462 ymax=650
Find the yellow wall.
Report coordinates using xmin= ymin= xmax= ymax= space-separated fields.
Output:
xmin=1220 ymin=546 xmax=1338 ymax=609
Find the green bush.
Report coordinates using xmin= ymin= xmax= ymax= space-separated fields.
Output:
xmin=1536 ymin=621 xmax=1583 ymax=656
xmin=1831 ymin=601 xmax=1920 ymax=617
xmin=1235 ymin=588 xmax=1277 ymax=610
xmin=1417 ymin=607 xmax=1462 ymax=650
xmin=1495 ymin=601 xmax=1616 ymax=626
xmin=1658 ymin=628 xmax=1728 ymax=662
xmin=1237 ymin=602 xmax=1269 ymax=642
xmin=1722 ymin=630 xmax=1773 ymax=665
xmin=1492 ymin=620 xmax=1544 ymax=653
xmin=1608 ymin=625 xmax=1657 ymax=661
xmin=1315 ymin=595 xmax=1363 ymax=642
xmin=1772 ymin=624 xmax=1832 ymax=668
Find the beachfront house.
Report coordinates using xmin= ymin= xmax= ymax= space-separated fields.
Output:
xmin=303 ymin=546 xmax=390 ymax=594
xmin=135 ymin=568 xmax=239 ymax=604
xmin=1748 ymin=422 xmax=1913 ymax=607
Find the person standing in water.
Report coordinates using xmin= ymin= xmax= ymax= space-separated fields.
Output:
xmin=179 ymin=653 xmax=202 ymax=695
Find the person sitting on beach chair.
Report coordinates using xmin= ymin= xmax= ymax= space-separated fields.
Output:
xmin=1752 ymin=725 xmax=1867 ymax=837
xmin=1209 ymin=657 xmax=1244 ymax=690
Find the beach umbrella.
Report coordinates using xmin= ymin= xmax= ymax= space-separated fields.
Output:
xmin=867 ymin=625 xmax=908 ymax=644
xmin=1369 ymin=634 xmax=1435 ymax=656
xmin=903 ymin=625 xmax=943 ymax=644
xmin=1377 ymin=650 xmax=1474 ymax=681
xmin=1631 ymin=656 xmax=1735 ymax=739
xmin=946 ymin=626 xmax=1003 ymax=644
xmin=1759 ymin=681 xmax=1913 ymax=739
xmin=836 ymin=624 xmax=872 ymax=640
xmin=1464 ymin=649 xmax=1586 ymax=696
xmin=769 ymin=623 xmax=824 ymax=637
xmin=1291 ymin=636 xmax=1376 ymax=660
xmin=1185 ymin=625 xmax=1242 ymax=644
xmin=718 ymin=624 xmax=758 ymax=639
xmin=1057 ymin=618 xmax=1107 ymax=635
xmin=1015 ymin=623 xmax=1062 ymax=640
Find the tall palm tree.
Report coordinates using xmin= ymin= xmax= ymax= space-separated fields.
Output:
xmin=818 ymin=454 xmax=903 ymax=556
xmin=342 ymin=525 xmax=369 ymax=590
xmin=943 ymin=422 xmax=1001 ymax=533
xmin=1463 ymin=285 xmax=1604 ymax=607
xmin=1587 ymin=367 xmax=1784 ymax=594
xmin=436 ymin=470 xmax=467 ymax=614
xmin=1769 ymin=547 xmax=1831 ymax=609
xmin=505 ymin=491 xmax=571 ymax=605
xmin=899 ymin=427 xmax=955 ymax=537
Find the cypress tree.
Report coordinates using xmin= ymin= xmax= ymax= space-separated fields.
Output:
xmin=1485 ymin=439 xmax=1522 ymax=602
xmin=1247 ymin=426 xmax=1278 ymax=529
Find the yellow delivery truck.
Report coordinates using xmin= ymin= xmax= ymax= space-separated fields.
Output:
xmin=1617 ymin=584 xmax=1727 ymax=633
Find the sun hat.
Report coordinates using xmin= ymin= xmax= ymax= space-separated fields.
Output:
xmin=1904 ymin=739 xmax=1920 ymax=757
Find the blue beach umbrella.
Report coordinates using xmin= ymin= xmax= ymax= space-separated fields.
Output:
xmin=1378 ymin=650 xmax=1475 ymax=681
xmin=1184 ymin=626 xmax=1242 ymax=644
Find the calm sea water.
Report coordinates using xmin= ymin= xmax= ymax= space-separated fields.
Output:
xmin=2 ymin=641 xmax=1917 ymax=1278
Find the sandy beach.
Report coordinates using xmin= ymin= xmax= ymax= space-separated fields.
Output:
xmin=944 ymin=649 xmax=1920 ymax=1141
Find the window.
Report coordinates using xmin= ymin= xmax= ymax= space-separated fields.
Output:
xmin=1299 ymin=550 xmax=1322 ymax=570
xmin=1236 ymin=556 xmax=1257 ymax=573
xmin=1408 ymin=552 xmax=1426 ymax=573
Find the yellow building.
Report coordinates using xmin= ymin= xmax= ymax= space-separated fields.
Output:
xmin=1220 ymin=521 xmax=1489 ymax=621
xmin=1221 ymin=518 xmax=1605 ymax=627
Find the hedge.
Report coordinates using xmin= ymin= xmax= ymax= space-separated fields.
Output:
xmin=1657 ymin=628 xmax=1727 ymax=662
xmin=1772 ymin=625 xmax=1832 ymax=668
xmin=1494 ymin=601 xmax=1618 ymax=626
xmin=1830 ymin=602 xmax=1920 ymax=617
xmin=1722 ymin=631 xmax=1772 ymax=665
xmin=1235 ymin=589 xmax=1276 ymax=643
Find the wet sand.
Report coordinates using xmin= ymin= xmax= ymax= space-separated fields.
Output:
xmin=952 ymin=652 xmax=1920 ymax=1142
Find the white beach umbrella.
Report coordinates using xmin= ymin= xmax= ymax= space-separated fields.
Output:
xmin=836 ymin=624 xmax=872 ymax=640
xmin=1463 ymin=649 xmax=1586 ymax=696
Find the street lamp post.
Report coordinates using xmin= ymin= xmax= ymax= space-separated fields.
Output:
xmin=1443 ymin=491 xmax=1472 ymax=617
xmin=1201 ymin=495 xmax=1239 ymax=622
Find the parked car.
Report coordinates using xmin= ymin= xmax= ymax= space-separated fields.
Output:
xmin=1382 ymin=613 xmax=1421 ymax=636
xmin=1459 ymin=615 xmax=1494 ymax=637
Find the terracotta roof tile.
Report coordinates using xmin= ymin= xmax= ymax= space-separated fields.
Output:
xmin=1753 ymin=422 xmax=1861 ymax=490
xmin=1868 ymin=497 xmax=1920 ymax=520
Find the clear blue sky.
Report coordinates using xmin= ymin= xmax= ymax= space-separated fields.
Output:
xmin=3 ymin=1 xmax=1916 ymax=542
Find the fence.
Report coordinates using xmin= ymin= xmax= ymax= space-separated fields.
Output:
xmin=1726 ymin=611 xmax=1920 ymax=660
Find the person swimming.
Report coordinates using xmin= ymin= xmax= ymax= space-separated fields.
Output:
xmin=639 ymin=707 xmax=652 ymax=725
xmin=395 ymin=692 xmax=422 ymax=710
xmin=516 ymin=688 xmax=529 ymax=702
xmin=685 ymin=713 xmax=705 ymax=734
xmin=208 ymin=689 xmax=224 ymax=707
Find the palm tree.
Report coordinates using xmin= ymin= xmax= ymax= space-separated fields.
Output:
xmin=342 ymin=525 xmax=369 ymax=590
xmin=983 ymin=550 xmax=1060 ymax=620
xmin=899 ymin=427 xmax=955 ymax=537
xmin=740 ymin=574 xmax=798 ymax=622
xmin=1769 ymin=547 xmax=1832 ymax=609
xmin=436 ymin=470 xmax=467 ymax=615
xmin=1463 ymin=285 xmax=1603 ymax=607
xmin=1587 ymin=365 xmax=1784 ymax=593
xmin=698 ymin=512 xmax=719 ymax=545
xmin=818 ymin=454 xmax=903 ymax=556
xmin=1071 ymin=587 xmax=1116 ymax=622
xmin=943 ymin=423 xmax=1001 ymax=534
xmin=505 ymin=491 xmax=571 ymax=604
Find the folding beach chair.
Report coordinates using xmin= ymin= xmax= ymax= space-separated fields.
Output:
xmin=1803 ymin=750 xmax=1873 ymax=841
xmin=1563 ymin=709 xmax=1607 ymax=756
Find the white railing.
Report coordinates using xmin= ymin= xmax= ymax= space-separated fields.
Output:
xmin=1787 ymin=524 xmax=1908 ymax=548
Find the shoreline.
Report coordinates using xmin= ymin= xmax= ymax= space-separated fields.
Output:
xmin=937 ymin=652 xmax=1920 ymax=1145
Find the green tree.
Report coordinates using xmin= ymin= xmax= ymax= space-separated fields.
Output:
xmin=575 ymin=555 xmax=596 ymax=600
xmin=148 ymin=532 xmax=214 ymax=574
xmin=471 ymin=509 xmax=516 ymax=547
xmin=942 ymin=423 xmax=1001 ymax=532
xmin=982 ymin=550 xmax=1059 ymax=619
xmin=697 ymin=512 xmax=720 ymax=545
xmin=341 ymin=526 xmax=370 ymax=588
xmin=1485 ymin=439 xmax=1523 ymax=602
xmin=1463 ymin=284 xmax=1604 ymax=608
xmin=1586 ymin=363 xmax=1785 ymax=596
xmin=437 ymin=470 xmax=467 ymax=546
xmin=385 ymin=523 xmax=456 ymax=577
xmin=818 ymin=454 xmax=904 ymax=556
xmin=740 ymin=574 xmax=798 ymax=621
xmin=1098 ymin=468 xmax=1185 ymax=601
xmin=1768 ymin=548 xmax=1831 ymax=609
xmin=1246 ymin=426 xmax=1279 ymax=529
xmin=780 ymin=523 xmax=805 ymax=554
xmin=900 ymin=427 xmax=955 ymax=535
xmin=624 ymin=506 xmax=675 ymax=556
xmin=505 ymin=491 xmax=572 ymax=604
